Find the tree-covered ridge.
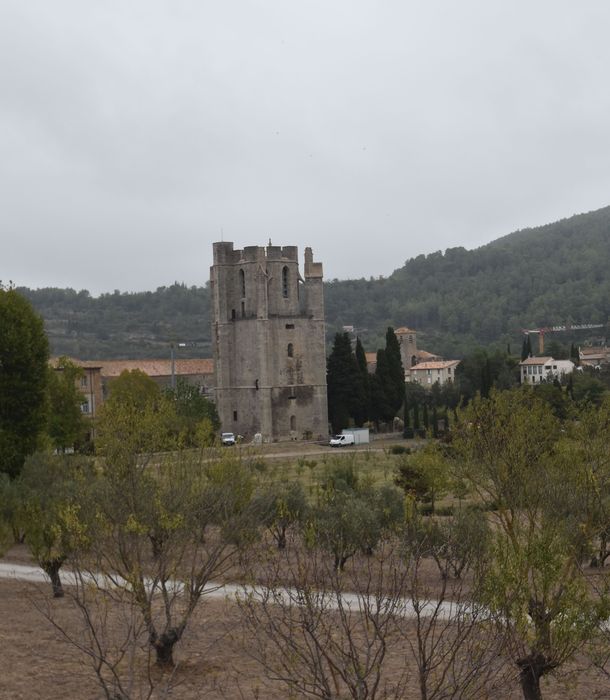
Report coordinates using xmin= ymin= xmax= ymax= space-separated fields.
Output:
xmin=19 ymin=205 xmax=610 ymax=359
xmin=325 ymin=205 xmax=610 ymax=355
xmin=20 ymin=283 xmax=212 ymax=359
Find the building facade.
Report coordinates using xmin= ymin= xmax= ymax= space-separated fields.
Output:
xmin=210 ymin=242 xmax=328 ymax=441
xmin=407 ymin=360 xmax=460 ymax=386
xmin=519 ymin=357 xmax=575 ymax=384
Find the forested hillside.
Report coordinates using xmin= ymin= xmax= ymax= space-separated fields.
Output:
xmin=21 ymin=206 xmax=610 ymax=359
xmin=325 ymin=205 xmax=610 ymax=355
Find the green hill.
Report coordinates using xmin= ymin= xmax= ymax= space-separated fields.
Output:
xmin=325 ymin=205 xmax=610 ymax=356
xmin=21 ymin=206 xmax=610 ymax=360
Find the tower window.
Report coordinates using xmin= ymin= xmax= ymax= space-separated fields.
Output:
xmin=231 ymin=309 xmax=236 ymax=320
xmin=233 ymin=410 xmax=238 ymax=421
xmin=287 ymin=343 xmax=294 ymax=358
xmin=239 ymin=268 xmax=246 ymax=298
xmin=290 ymin=415 xmax=296 ymax=431
xmin=282 ymin=266 xmax=289 ymax=298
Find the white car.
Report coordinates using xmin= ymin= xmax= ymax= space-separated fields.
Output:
xmin=221 ymin=432 xmax=236 ymax=446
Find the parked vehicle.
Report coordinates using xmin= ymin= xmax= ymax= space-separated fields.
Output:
xmin=329 ymin=433 xmax=355 ymax=447
xmin=329 ymin=428 xmax=370 ymax=447
xmin=221 ymin=432 xmax=236 ymax=446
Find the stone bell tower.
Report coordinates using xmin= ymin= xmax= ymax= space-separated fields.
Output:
xmin=210 ymin=242 xmax=328 ymax=441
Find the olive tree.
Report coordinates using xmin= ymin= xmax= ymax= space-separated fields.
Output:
xmin=451 ymin=389 xmax=609 ymax=700
xmin=18 ymin=451 xmax=93 ymax=597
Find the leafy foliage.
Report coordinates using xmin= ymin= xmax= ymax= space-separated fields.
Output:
xmin=0 ymin=287 xmax=49 ymax=478
xmin=47 ymin=357 xmax=87 ymax=452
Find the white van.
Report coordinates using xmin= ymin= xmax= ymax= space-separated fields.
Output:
xmin=329 ymin=433 xmax=355 ymax=447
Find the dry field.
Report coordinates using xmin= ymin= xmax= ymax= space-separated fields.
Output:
xmin=1 ymin=545 xmax=609 ymax=700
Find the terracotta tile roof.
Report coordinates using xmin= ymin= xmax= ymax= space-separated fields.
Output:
xmin=98 ymin=358 xmax=215 ymax=378
xmin=410 ymin=360 xmax=460 ymax=370
xmin=580 ymin=346 xmax=608 ymax=356
xmin=519 ymin=357 xmax=553 ymax=366
xmin=415 ymin=350 xmax=441 ymax=360
xmin=395 ymin=327 xmax=416 ymax=335
xmin=49 ymin=356 xmax=103 ymax=369
xmin=52 ymin=357 xmax=214 ymax=377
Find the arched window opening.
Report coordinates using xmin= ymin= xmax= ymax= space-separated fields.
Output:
xmin=287 ymin=343 xmax=294 ymax=358
xmin=411 ymin=355 xmax=417 ymax=367
xmin=290 ymin=415 xmax=296 ymax=431
xmin=239 ymin=269 xmax=246 ymax=298
xmin=282 ymin=266 xmax=289 ymax=298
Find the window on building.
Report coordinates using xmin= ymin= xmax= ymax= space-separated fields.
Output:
xmin=80 ymin=401 xmax=90 ymax=414
xmin=239 ymin=268 xmax=246 ymax=297
xmin=233 ymin=410 xmax=238 ymax=421
xmin=285 ymin=323 xmax=295 ymax=329
xmin=287 ymin=343 xmax=294 ymax=358
xmin=231 ymin=309 xmax=236 ymax=320
xmin=241 ymin=301 xmax=245 ymax=317
xmin=80 ymin=375 xmax=88 ymax=388
xmin=282 ymin=266 xmax=289 ymax=298
xmin=290 ymin=415 xmax=296 ymax=431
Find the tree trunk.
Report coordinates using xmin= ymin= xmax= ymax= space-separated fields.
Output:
xmin=277 ymin=528 xmax=286 ymax=550
xmin=152 ymin=629 xmax=181 ymax=667
xmin=41 ymin=559 xmax=64 ymax=598
xmin=517 ymin=656 xmax=545 ymax=700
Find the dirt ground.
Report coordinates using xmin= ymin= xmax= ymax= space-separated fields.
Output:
xmin=1 ymin=549 xmax=609 ymax=699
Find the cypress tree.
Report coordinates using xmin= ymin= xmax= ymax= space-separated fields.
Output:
xmin=432 ymin=405 xmax=438 ymax=438
xmin=403 ymin=385 xmax=410 ymax=428
xmin=373 ymin=348 xmax=393 ymax=423
xmin=354 ymin=337 xmax=370 ymax=425
xmin=423 ymin=402 xmax=429 ymax=430
xmin=381 ymin=327 xmax=405 ymax=418
xmin=413 ymin=399 xmax=420 ymax=431
xmin=402 ymin=384 xmax=413 ymax=439
xmin=327 ymin=332 xmax=360 ymax=433
xmin=521 ymin=337 xmax=529 ymax=362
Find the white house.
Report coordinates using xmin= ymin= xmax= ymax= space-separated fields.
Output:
xmin=519 ymin=357 xmax=575 ymax=385
xmin=407 ymin=360 xmax=460 ymax=387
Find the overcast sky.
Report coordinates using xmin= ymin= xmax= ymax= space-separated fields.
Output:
xmin=2 ymin=1 xmax=610 ymax=295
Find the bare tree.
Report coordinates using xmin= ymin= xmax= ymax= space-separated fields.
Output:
xmin=398 ymin=533 xmax=511 ymax=700
xmin=237 ymin=536 xmax=410 ymax=699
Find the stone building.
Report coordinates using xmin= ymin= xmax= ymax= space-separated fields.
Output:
xmin=210 ymin=241 xmax=328 ymax=441
xmin=395 ymin=327 xmax=442 ymax=368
